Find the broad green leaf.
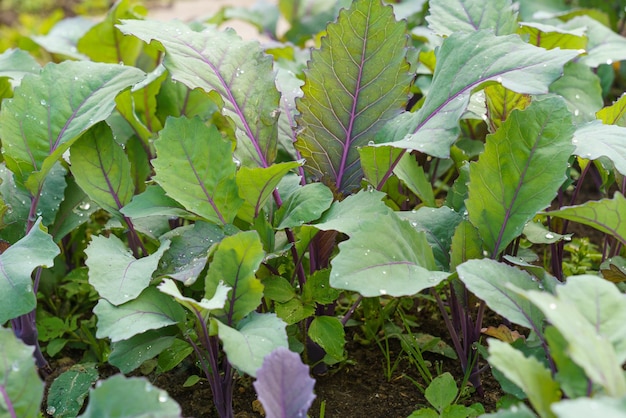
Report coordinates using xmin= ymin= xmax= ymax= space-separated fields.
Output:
xmin=445 ymin=163 xmax=470 ymax=213
xmin=156 ymin=338 xmax=193 ymax=373
xmin=236 ymin=161 xmax=302 ymax=223
xmin=545 ymin=327 xmax=589 ymax=399
xmin=77 ymin=0 xmax=147 ymax=64
xmin=77 ymin=375 xmax=180 ymax=418
xmin=457 ymin=259 xmax=544 ymax=332
xmin=449 ymin=219 xmax=483 ymax=271
xmin=308 ymin=316 xmax=345 ymax=363
xmin=70 ymin=122 xmax=135 ymax=217
xmin=518 ymin=22 xmax=586 ymax=50
xmin=155 ymin=75 xmax=218 ymax=121
xmin=0 ymin=48 xmax=41 ymax=82
xmin=488 ymin=339 xmax=560 ymax=418
xmin=158 ymin=278 xmax=230 ymax=313
xmin=549 ymin=62 xmax=603 ymax=125
xmin=205 ymin=231 xmax=265 ymax=321
xmin=153 ymin=117 xmax=242 ymax=225
xmin=563 ymin=16 xmax=626 ymax=68
xmin=523 ymin=222 xmax=572 ymax=244
xmin=359 ymin=145 xmax=404 ymax=190
xmin=32 ymin=17 xmax=95 ymax=60
xmin=0 ymin=61 xmax=145 ymax=193
xmin=294 ymin=0 xmax=412 ymax=193
xmin=426 ymin=0 xmax=518 ymax=36
xmin=480 ymin=403 xmax=536 ymax=418
xmin=94 ymin=286 xmax=186 ymax=342
xmin=484 ymin=84 xmax=531 ymax=131
xmin=523 ymin=276 xmax=626 ymax=396
xmin=466 ymin=96 xmax=575 ymax=257
xmin=0 ymin=328 xmax=44 ymax=418
xmin=47 ymin=363 xmax=99 ymax=418
xmin=38 ymin=162 xmax=68 ymax=228
xmin=279 ymin=0 xmax=348 ymax=45
xmin=597 ymin=93 xmax=626 ymax=126
xmin=302 ymin=269 xmax=341 ymax=305
xmin=400 ymin=207 xmax=462 ymax=271
xmin=48 ymin=177 xmax=96 ymax=242
xmin=552 ymin=397 xmax=626 ymax=418
xmin=275 ymin=67 xmax=304 ymax=158
xmin=377 ymin=31 xmax=578 ymax=157
xmin=393 ymin=153 xmax=436 ymax=207
xmin=330 ymin=211 xmax=448 ymax=297
xmin=572 ymin=121 xmax=626 ymax=176
xmin=118 ymin=19 xmax=280 ymax=168
xmin=85 ymin=235 xmax=170 ymax=306
xmin=547 ymin=193 xmax=626 ymax=246
xmin=108 ymin=331 xmax=176 ymax=373
xmin=0 ymin=166 xmax=31 ymax=243
xmin=216 ymin=312 xmax=288 ymax=377
xmin=263 ymin=276 xmax=296 ymax=303
xmin=121 ymin=185 xmax=192 ymax=219
xmin=314 ymin=189 xmax=392 ymax=235
xmin=424 ymin=372 xmax=457 ymax=412
xmin=0 ymin=218 xmax=59 ymax=323
xmin=274 ymin=183 xmax=334 ymax=229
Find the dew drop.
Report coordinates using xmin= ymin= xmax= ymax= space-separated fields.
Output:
xmin=78 ymin=202 xmax=91 ymax=211
xmin=40 ymin=99 xmax=47 ymax=106
xmin=545 ymin=233 xmax=554 ymax=239
xmin=606 ymin=59 xmax=613 ymax=65
xmin=158 ymin=392 xmax=168 ymax=403
xmin=574 ymin=109 xmax=580 ymax=116
xmin=496 ymin=76 xmax=502 ymax=83
xmin=379 ymin=289 xmax=387 ymax=295
xmin=549 ymin=303 xmax=557 ymax=310
xmin=46 ymin=406 xmax=56 ymax=415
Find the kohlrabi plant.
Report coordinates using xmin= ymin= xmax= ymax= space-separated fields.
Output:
xmin=1 ymin=0 xmax=626 ymax=416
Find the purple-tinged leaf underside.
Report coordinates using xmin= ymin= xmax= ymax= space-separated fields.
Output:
xmin=465 ymin=96 xmax=575 ymax=257
xmin=546 ymin=193 xmax=626 ymax=246
xmin=294 ymin=0 xmax=412 ymax=194
xmin=0 ymin=61 xmax=145 ymax=194
xmin=117 ymin=19 xmax=280 ymax=168
xmin=376 ymin=30 xmax=579 ymax=158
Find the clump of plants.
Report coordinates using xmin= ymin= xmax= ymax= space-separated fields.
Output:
xmin=1 ymin=0 xmax=626 ymax=417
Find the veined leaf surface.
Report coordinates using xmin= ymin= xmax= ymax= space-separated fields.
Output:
xmin=466 ymin=96 xmax=575 ymax=257
xmin=564 ymin=16 xmax=626 ymax=68
xmin=70 ymin=123 xmax=135 ymax=217
xmin=547 ymin=193 xmax=626 ymax=246
xmin=597 ymin=93 xmax=626 ymax=126
xmin=426 ymin=0 xmax=518 ymax=37
xmin=377 ymin=30 xmax=578 ymax=158
xmin=152 ymin=117 xmax=242 ymax=225
xmin=118 ymin=19 xmax=280 ymax=167
xmin=0 ymin=61 xmax=144 ymax=193
xmin=294 ymin=0 xmax=412 ymax=193
xmin=572 ymin=121 xmax=626 ymax=176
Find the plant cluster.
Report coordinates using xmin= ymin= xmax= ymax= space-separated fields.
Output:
xmin=1 ymin=0 xmax=626 ymax=417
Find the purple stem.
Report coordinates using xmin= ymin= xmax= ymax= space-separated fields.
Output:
xmin=0 ymin=386 xmax=16 ymax=418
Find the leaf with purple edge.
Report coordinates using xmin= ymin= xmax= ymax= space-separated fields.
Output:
xmin=294 ymin=0 xmax=412 ymax=194
xmin=117 ymin=19 xmax=280 ymax=168
xmin=253 ymin=347 xmax=316 ymax=418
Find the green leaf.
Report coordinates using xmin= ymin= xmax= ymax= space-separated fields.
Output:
xmin=32 ymin=17 xmax=95 ymax=60
xmin=457 ymin=259 xmax=544 ymax=332
xmin=308 ymin=316 xmax=345 ymax=363
xmin=274 ymin=183 xmax=334 ymax=229
xmin=263 ymin=276 xmax=296 ymax=303
xmin=47 ymin=363 xmax=99 ymax=418
xmin=216 ymin=312 xmax=288 ymax=377
xmin=545 ymin=327 xmax=588 ymax=399
xmin=158 ymin=278 xmax=230 ymax=313
xmin=488 ymin=339 xmax=560 ymax=418
xmin=377 ymin=31 xmax=578 ymax=157
xmin=108 ymin=331 xmax=176 ymax=373
xmin=0 ymin=218 xmax=59 ymax=323
xmin=485 ymin=84 xmax=531 ymax=130
xmin=205 ymin=231 xmax=265 ymax=321
xmin=86 ymin=235 xmax=170 ymax=306
xmin=77 ymin=0 xmax=147 ymax=64
xmin=0 ymin=327 xmax=44 ymax=418
xmin=0 ymin=167 xmax=30 ymax=243
xmin=466 ymin=96 xmax=575 ymax=257
xmin=449 ymin=219 xmax=483 ymax=271
xmin=552 ymin=397 xmax=626 ymax=418
xmin=118 ymin=19 xmax=280 ymax=167
xmin=597 ymin=93 xmax=626 ymax=126
xmin=523 ymin=222 xmax=572 ymax=244
xmin=157 ymin=338 xmax=193 ymax=373
xmin=294 ymin=0 xmax=412 ymax=193
xmin=0 ymin=61 xmax=145 ymax=193
xmin=38 ymin=162 xmax=68 ymax=228
xmin=426 ymin=0 xmax=518 ymax=36
xmin=393 ymin=153 xmax=436 ymax=207
xmin=522 ymin=276 xmax=626 ymax=396
xmin=153 ymin=117 xmax=242 ymax=225
xmin=77 ymin=375 xmax=180 ymax=418
xmin=549 ymin=62 xmax=603 ymax=125
xmin=546 ymin=193 xmax=626 ymax=246
xmin=94 ymin=286 xmax=186 ymax=342
xmin=121 ymin=185 xmax=192 ymax=219
xmin=572 ymin=121 xmax=626 ymax=176
xmin=48 ymin=177 xmax=96 ymax=243
xmin=424 ymin=372 xmax=457 ymax=412
xmin=359 ymin=145 xmax=404 ymax=190
xmin=407 ymin=409 xmax=439 ymax=418
xmin=236 ymin=161 xmax=303 ymax=223
xmin=70 ymin=122 xmax=135 ymax=217
xmin=563 ymin=16 xmax=626 ymax=68
xmin=302 ymin=269 xmax=341 ymax=305
xmin=480 ymin=403 xmax=537 ymax=418
xmin=518 ymin=22 xmax=586 ymax=50
xmin=0 ymin=48 xmax=41 ymax=82
xmin=330 ymin=211 xmax=448 ymax=297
